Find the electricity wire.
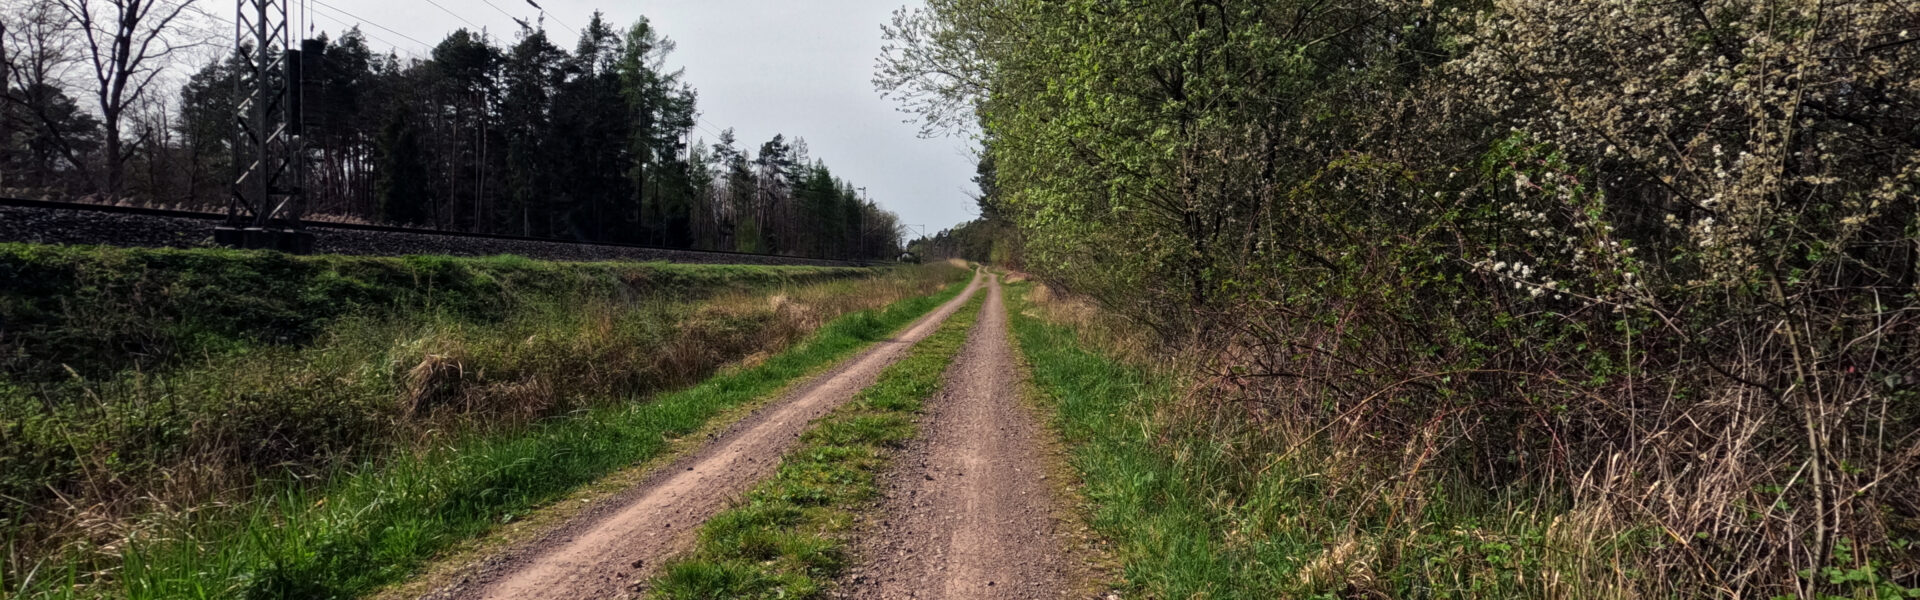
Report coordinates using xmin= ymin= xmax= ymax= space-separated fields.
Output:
xmin=534 ymin=3 xmax=575 ymax=36
xmin=477 ymin=0 xmax=574 ymax=39
xmin=696 ymin=117 xmax=727 ymax=140
xmin=307 ymin=0 xmax=434 ymax=51
xmin=305 ymin=5 xmax=430 ymax=55
xmin=477 ymin=0 xmax=524 ymax=27
xmin=417 ymin=0 xmax=482 ymax=31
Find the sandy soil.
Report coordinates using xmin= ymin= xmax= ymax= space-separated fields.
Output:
xmin=842 ymin=274 xmax=1084 ymax=599
xmin=417 ymin=270 xmax=985 ymax=600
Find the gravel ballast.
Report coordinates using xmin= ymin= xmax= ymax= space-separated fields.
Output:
xmin=0 ymin=204 xmax=865 ymax=266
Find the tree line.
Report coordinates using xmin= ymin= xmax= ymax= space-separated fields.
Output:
xmin=1 ymin=1 xmax=902 ymax=260
xmin=905 ymin=151 xmax=1015 ymax=265
xmin=881 ymin=0 xmax=1918 ymax=596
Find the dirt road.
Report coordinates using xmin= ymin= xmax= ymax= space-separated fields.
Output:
xmin=844 ymin=274 xmax=1083 ymax=599
xmin=420 ymin=270 xmax=985 ymax=600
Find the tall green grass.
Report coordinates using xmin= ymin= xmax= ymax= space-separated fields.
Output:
xmin=648 ymin=285 xmax=987 ymax=599
xmin=7 ymin=268 xmax=968 ymax=599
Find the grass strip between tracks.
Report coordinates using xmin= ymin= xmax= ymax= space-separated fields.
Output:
xmin=78 ymin=276 xmax=971 ymax=600
xmin=648 ymin=285 xmax=988 ymax=599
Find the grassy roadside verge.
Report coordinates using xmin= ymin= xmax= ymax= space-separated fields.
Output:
xmin=646 ymin=285 xmax=988 ymax=599
xmin=12 ymin=268 xmax=970 ymax=599
xmin=1007 ymin=280 xmax=1620 ymax=599
xmin=1003 ymin=282 xmax=1215 ymax=597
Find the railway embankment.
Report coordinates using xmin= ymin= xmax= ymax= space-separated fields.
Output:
xmin=0 ymin=244 xmax=963 ymax=597
xmin=0 ymin=201 xmax=863 ymax=266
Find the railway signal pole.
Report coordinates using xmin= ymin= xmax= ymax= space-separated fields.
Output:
xmin=219 ymin=0 xmax=313 ymax=252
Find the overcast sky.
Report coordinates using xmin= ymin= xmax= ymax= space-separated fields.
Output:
xmin=291 ymin=0 xmax=980 ymax=236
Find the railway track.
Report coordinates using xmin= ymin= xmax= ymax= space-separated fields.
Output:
xmin=0 ymin=197 xmax=882 ymax=267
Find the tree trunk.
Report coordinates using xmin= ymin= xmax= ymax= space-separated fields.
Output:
xmin=103 ymin=119 xmax=122 ymax=197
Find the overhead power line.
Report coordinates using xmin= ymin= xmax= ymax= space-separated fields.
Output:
xmin=308 ymin=0 xmax=434 ymax=50
xmin=477 ymin=0 xmax=523 ymax=27
xmin=305 ymin=8 xmax=427 ymax=55
xmin=418 ymin=0 xmax=482 ymax=30
xmin=207 ymin=0 xmax=410 ymax=54
xmin=477 ymin=0 xmax=575 ymax=38
xmin=524 ymin=0 xmax=576 ymax=36
xmin=697 ymin=118 xmax=728 ymax=140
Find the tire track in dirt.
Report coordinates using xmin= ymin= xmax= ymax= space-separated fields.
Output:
xmin=419 ymin=270 xmax=986 ymax=600
xmin=845 ymin=274 xmax=1086 ymax=599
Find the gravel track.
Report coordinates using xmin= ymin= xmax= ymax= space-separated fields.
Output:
xmin=843 ymin=274 xmax=1087 ymax=599
xmin=416 ymin=270 xmax=986 ymax=600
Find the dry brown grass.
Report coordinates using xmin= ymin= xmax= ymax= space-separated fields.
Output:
xmin=1296 ymin=535 xmax=1381 ymax=595
xmin=403 ymin=346 xmax=469 ymax=418
xmin=1023 ymin=282 xmax=1154 ymax=365
xmin=2 ymin=264 xmax=960 ymax=579
xmin=388 ymin=270 xmax=950 ymax=432
xmin=1013 ymin=276 xmax=1833 ymax=598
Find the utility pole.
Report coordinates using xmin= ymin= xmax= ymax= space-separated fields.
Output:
xmin=474 ymin=88 xmax=483 ymax=234
xmin=474 ymin=88 xmax=485 ymax=233
xmin=220 ymin=0 xmax=312 ymax=252
xmin=856 ymin=186 xmax=868 ymax=261
xmin=0 ymin=18 xmax=9 ymax=190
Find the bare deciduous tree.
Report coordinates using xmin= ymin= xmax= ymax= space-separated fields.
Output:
xmin=2 ymin=0 xmax=93 ymax=187
xmin=59 ymin=0 xmax=206 ymax=196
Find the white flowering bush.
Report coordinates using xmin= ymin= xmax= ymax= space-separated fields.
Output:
xmin=1451 ymin=2 xmax=1920 ymax=593
xmin=881 ymin=0 xmax=1918 ymax=595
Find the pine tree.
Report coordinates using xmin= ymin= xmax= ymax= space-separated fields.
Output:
xmin=373 ymin=109 xmax=430 ymax=225
xmin=499 ymin=28 xmax=566 ymax=236
xmin=617 ymin=17 xmax=697 ymax=246
xmin=552 ymin=12 xmax=632 ymax=241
